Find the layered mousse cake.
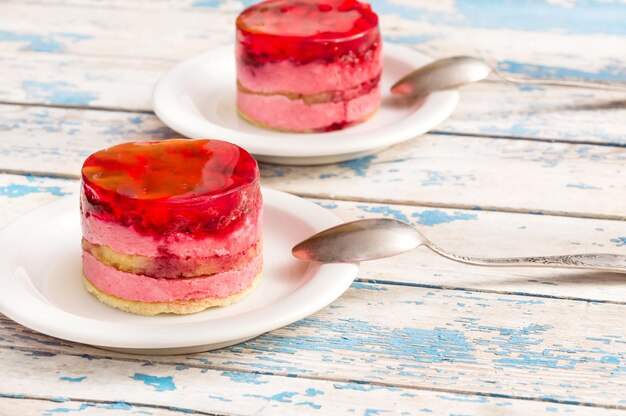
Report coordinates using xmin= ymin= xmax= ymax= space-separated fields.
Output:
xmin=80 ymin=139 xmax=262 ymax=315
xmin=236 ymin=0 xmax=382 ymax=132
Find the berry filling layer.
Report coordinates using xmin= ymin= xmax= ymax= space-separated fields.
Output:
xmin=82 ymin=239 xmax=262 ymax=279
xmin=83 ymin=251 xmax=263 ymax=303
xmin=236 ymin=48 xmax=381 ymax=95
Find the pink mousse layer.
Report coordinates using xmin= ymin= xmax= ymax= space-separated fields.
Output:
xmin=83 ymin=251 xmax=262 ymax=302
xmin=238 ymin=87 xmax=380 ymax=131
xmin=236 ymin=53 xmax=382 ymax=95
xmin=82 ymin=211 xmax=261 ymax=258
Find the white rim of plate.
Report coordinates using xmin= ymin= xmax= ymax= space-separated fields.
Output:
xmin=0 ymin=188 xmax=358 ymax=349
xmin=153 ymin=43 xmax=459 ymax=158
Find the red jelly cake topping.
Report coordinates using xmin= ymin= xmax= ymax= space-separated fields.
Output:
xmin=81 ymin=139 xmax=260 ymax=238
xmin=237 ymin=0 xmax=380 ymax=65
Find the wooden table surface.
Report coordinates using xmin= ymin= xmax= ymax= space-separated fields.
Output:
xmin=1 ymin=0 xmax=625 ymax=414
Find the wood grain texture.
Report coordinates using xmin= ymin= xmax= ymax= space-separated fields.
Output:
xmin=2 ymin=0 xmax=625 ymax=73
xmin=261 ymin=135 xmax=626 ymax=219
xmin=1 ymin=51 xmax=624 ymax=144
xmin=1 ymin=279 xmax=625 ymax=408
xmin=2 ymin=348 xmax=623 ymax=416
xmin=1 ymin=0 xmax=624 ymax=148
xmin=1 ymin=106 xmax=625 ymax=218
xmin=0 ymin=397 xmax=197 ymax=415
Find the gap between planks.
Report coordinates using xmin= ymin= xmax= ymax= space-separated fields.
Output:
xmin=2 ymin=343 xmax=625 ymax=412
xmin=1 ymin=98 xmax=625 ymax=149
xmin=0 ymin=394 xmax=224 ymax=416
xmin=354 ymin=278 xmax=626 ymax=306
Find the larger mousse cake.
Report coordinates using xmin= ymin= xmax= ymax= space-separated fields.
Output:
xmin=80 ymin=139 xmax=262 ymax=316
xmin=236 ymin=0 xmax=382 ymax=132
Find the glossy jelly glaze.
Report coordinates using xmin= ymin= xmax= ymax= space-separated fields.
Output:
xmin=236 ymin=0 xmax=380 ymax=66
xmin=81 ymin=139 xmax=261 ymax=240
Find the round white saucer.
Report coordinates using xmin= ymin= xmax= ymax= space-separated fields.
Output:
xmin=153 ymin=43 xmax=459 ymax=165
xmin=0 ymin=188 xmax=358 ymax=355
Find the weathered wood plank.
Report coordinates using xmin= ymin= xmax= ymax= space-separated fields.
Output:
xmin=1 ymin=51 xmax=623 ymax=145
xmin=1 ymin=106 xmax=624 ymax=218
xmin=2 ymin=280 xmax=625 ymax=408
xmin=261 ymin=135 xmax=626 ymax=219
xmin=1 ymin=172 xmax=625 ymax=302
xmin=0 ymin=397 xmax=196 ymax=415
xmin=2 ymin=348 xmax=623 ymax=416
xmin=1 ymin=0 xmax=625 ymax=79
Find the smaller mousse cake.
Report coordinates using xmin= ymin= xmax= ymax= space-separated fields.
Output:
xmin=236 ymin=0 xmax=382 ymax=132
xmin=80 ymin=139 xmax=262 ymax=315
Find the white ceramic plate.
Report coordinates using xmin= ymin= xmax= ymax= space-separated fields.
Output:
xmin=153 ymin=43 xmax=459 ymax=165
xmin=0 ymin=188 xmax=358 ymax=355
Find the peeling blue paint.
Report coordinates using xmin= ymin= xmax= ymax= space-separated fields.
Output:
xmin=131 ymin=373 xmax=176 ymax=392
xmin=260 ymin=164 xmax=289 ymax=178
xmin=600 ymin=355 xmax=620 ymax=364
xmin=518 ymin=85 xmax=545 ymax=92
xmin=364 ymin=409 xmax=389 ymax=416
xmin=207 ymin=394 xmax=233 ymax=402
xmin=296 ymin=401 xmax=322 ymax=409
xmin=100 ymin=402 xmax=132 ymax=410
xmin=0 ymin=183 xmax=69 ymax=198
xmin=0 ymin=30 xmax=64 ymax=52
xmin=221 ymin=371 xmax=268 ymax=384
xmin=339 ymin=155 xmax=377 ymax=177
xmin=352 ymin=282 xmax=388 ymax=291
xmin=315 ymin=201 xmax=338 ymax=209
xmin=51 ymin=397 xmax=70 ymax=403
xmin=333 ymin=383 xmax=400 ymax=392
xmin=192 ymin=0 xmax=222 ymax=7
xmin=499 ymin=60 xmax=626 ymax=81
xmin=56 ymin=32 xmax=92 ymax=41
xmin=305 ymin=388 xmax=324 ymax=397
xmin=610 ymin=237 xmax=626 ymax=247
xmin=438 ymin=394 xmax=487 ymax=403
xmin=260 ymin=317 xmax=477 ymax=364
xmin=21 ymin=80 xmax=98 ymax=105
xmin=357 ymin=204 xmax=409 ymax=222
xmin=412 ymin=210 xmax=477 ymax=226
xmin=566 ymin=183 xmax=600 ymax=190
xmin=0 ymin=394 xmax=25 ymax=399
xmin=244 ymin=391 xmax=299 ymax=403
xmin=59 ymin=376 xmax=86 ymax=382
xmin=495 ymin=298 xmax=544 ymax=305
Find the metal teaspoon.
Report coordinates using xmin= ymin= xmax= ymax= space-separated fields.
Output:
xmin=390 ymin=56 xmax=626 ymax=98
xmin=292 ymin=218 xmax=626 ymax=274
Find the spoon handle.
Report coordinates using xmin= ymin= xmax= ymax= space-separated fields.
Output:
xmin=426 ymin=243 xmax=626 ymax=274
xmin=492 ymin=68 xmax=626 ymax=92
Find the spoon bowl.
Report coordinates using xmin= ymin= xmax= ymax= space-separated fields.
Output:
xmin=391 ymin=56 xmax=491 ymax=98
xmin=292 ymin=218 xmax=426 ymax=263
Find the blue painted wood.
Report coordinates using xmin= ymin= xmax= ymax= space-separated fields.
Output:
xmin=0 ymin=1 xmax=624 ymax=414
